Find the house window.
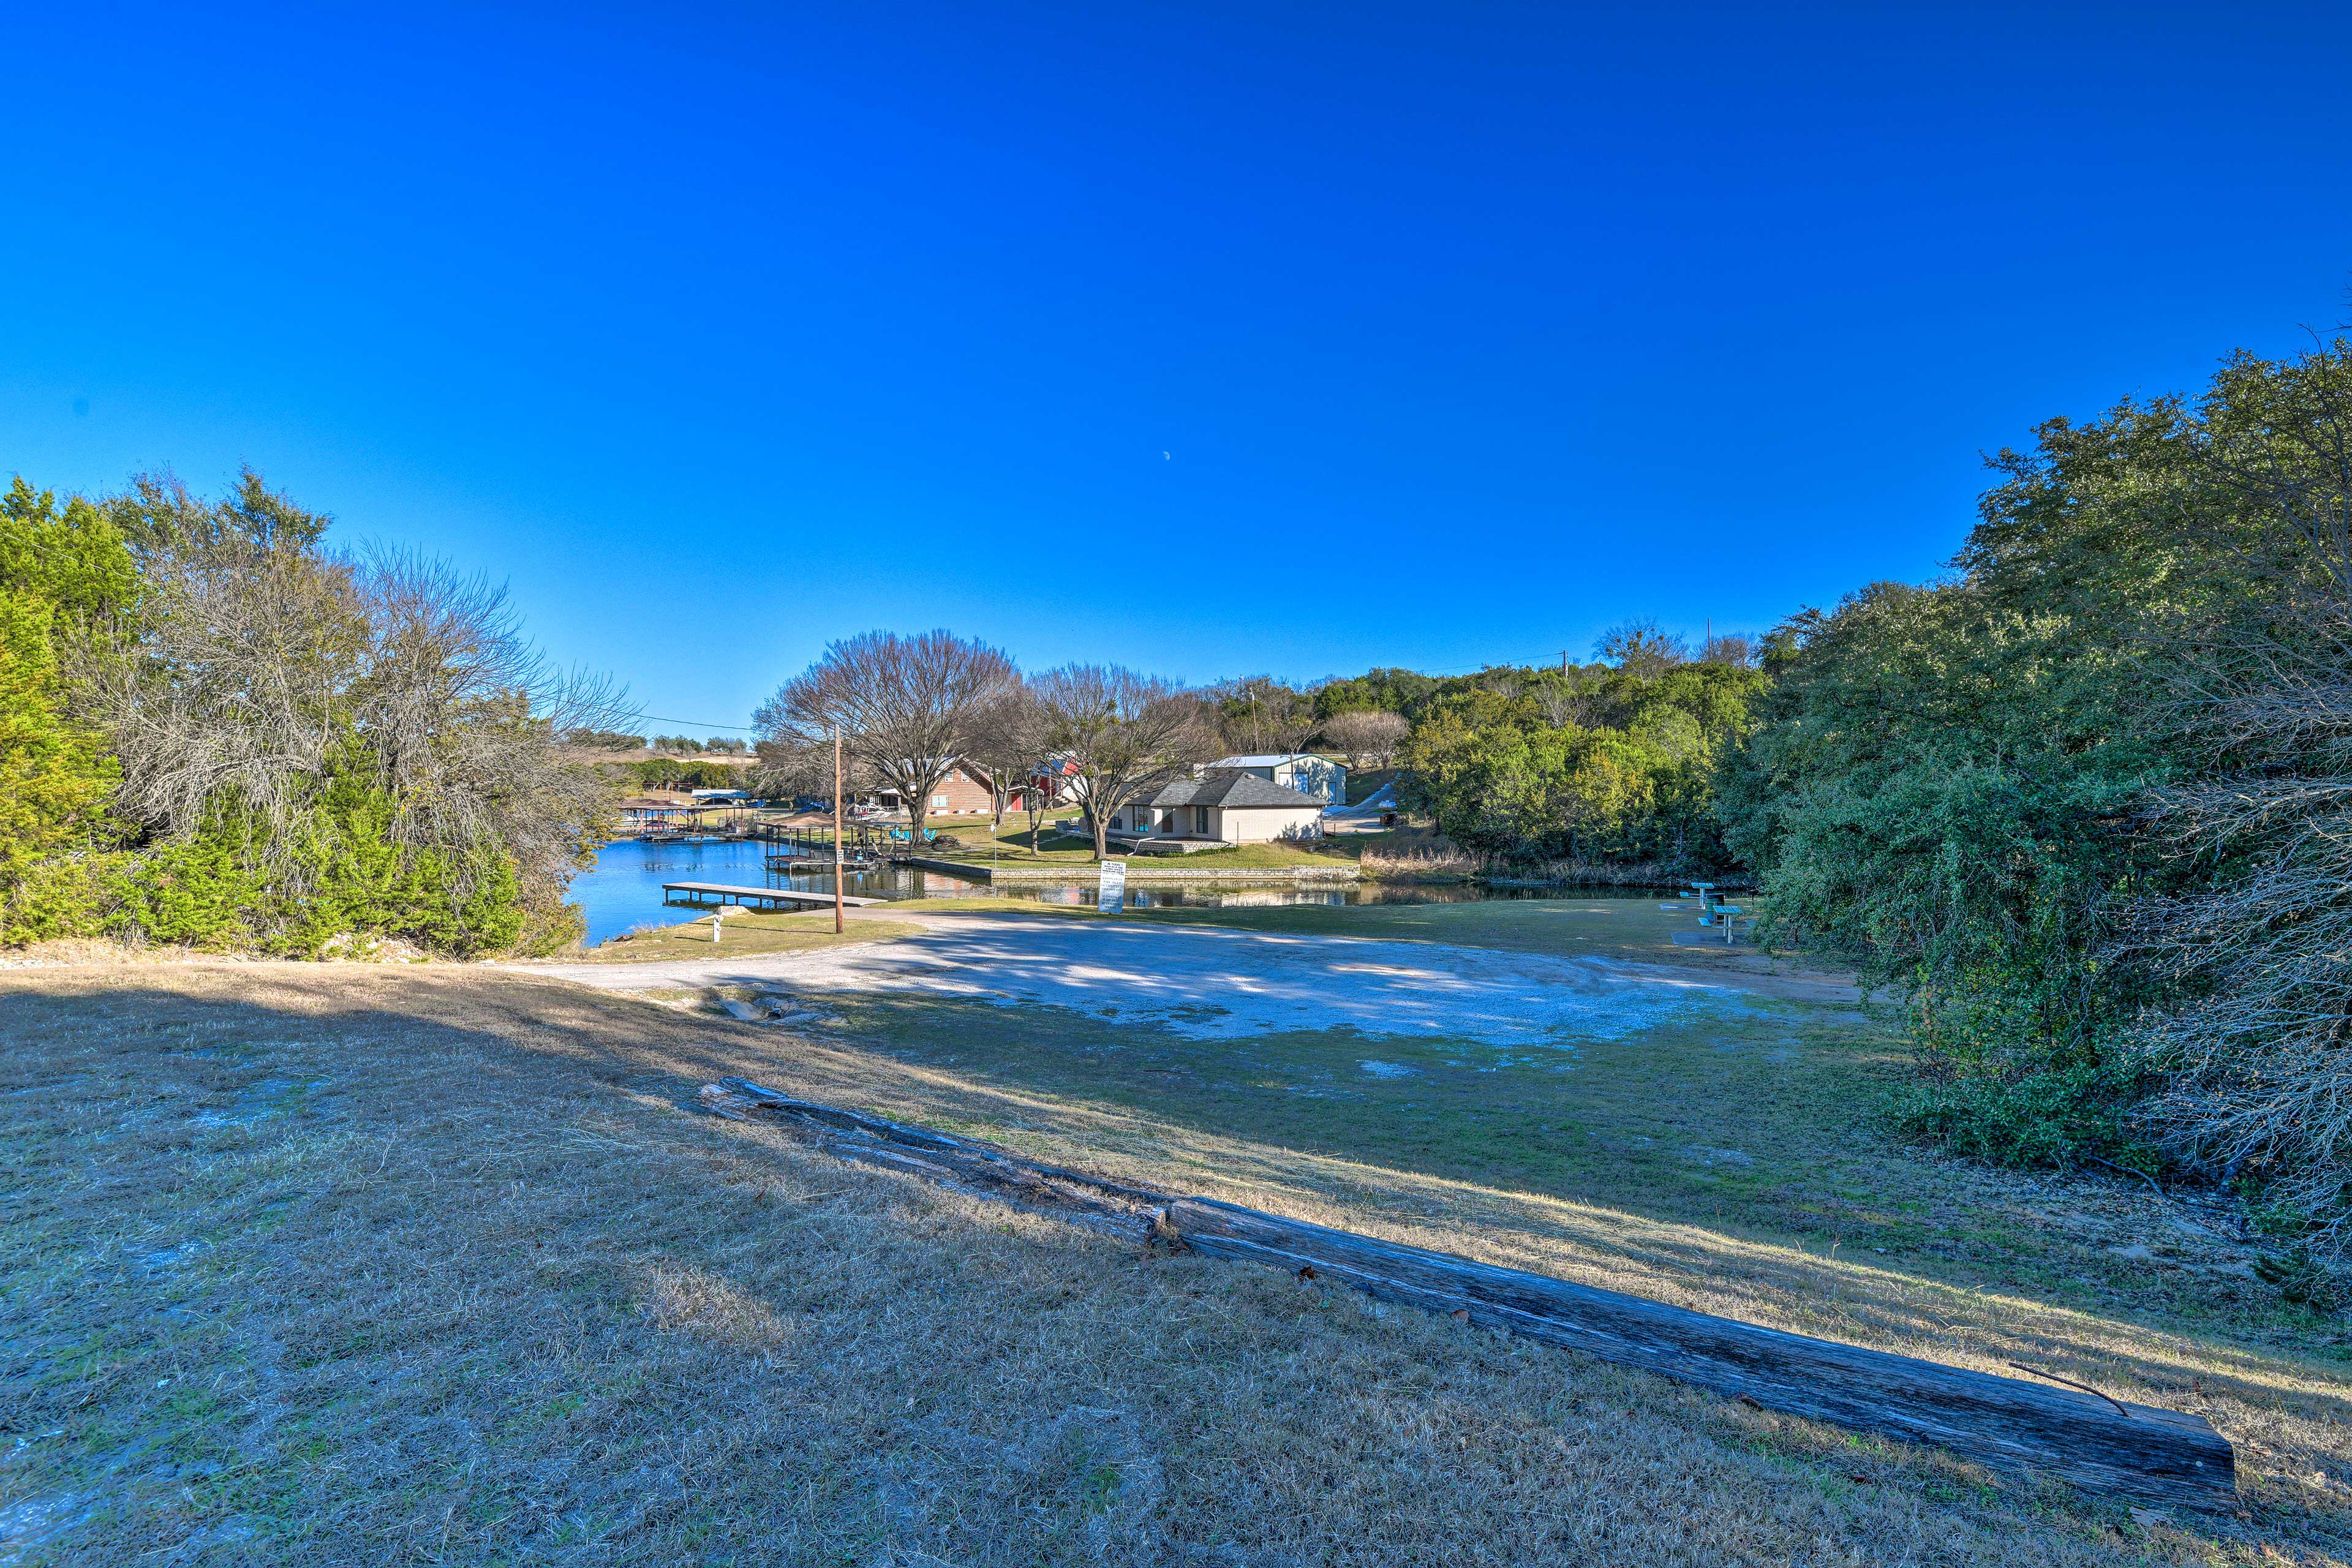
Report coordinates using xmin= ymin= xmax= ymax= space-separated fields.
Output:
xmin=932 ymin=794 xmax=948 ymax=809
xmin=1194 ymin=806 xmax=1209 ymax=834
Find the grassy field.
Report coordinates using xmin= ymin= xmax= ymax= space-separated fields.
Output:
xmin=883 ymin=891 xmax=1797 ymax=984
xmin=4 ymin=911 xmax=2348 ymax=1562
xmin=556 ymin=910 xmax=924 ymax=964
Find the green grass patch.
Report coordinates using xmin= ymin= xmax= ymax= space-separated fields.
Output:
xmin=896 ymin=892 xmax=1773 ymax=973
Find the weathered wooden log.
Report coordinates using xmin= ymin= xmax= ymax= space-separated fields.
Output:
xmin=696 ymin=1078 xmax=2236 ymax=1511
xmin=1166 ymin=1197 xmax=2237 ymax=1513
xmin=703 ymin=1077 xmax=1175 ymax=1237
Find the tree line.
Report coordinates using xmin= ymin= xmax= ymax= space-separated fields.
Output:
xmin=750 ymin=638 xmax=1211 ymax=861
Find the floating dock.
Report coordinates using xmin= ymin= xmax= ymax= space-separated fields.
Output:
xmin=662 ymin=881 xmax=881 ymax=910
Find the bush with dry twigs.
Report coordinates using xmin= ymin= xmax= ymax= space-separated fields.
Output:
xmin=2111 ymin=344 xmax=2352 ymax=1275
xmin=1729 ymin=336 xmax=2352 ymax=1291
xmin=14 ymin=467 xmax=630 ymax=956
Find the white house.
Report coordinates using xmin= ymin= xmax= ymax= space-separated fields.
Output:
xmin=1106 ymin=771 xmax=1327 ymax=845
xmin=1206 ymin=753 xmax=1348 ymax=807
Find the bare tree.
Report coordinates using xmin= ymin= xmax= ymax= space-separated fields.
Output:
xmin=1698 ymin=630 xmax=1759 ymax=668
xmin=1476 ymin=668 xmax=1525 ymax=699
xmin=1022 ymin=762 xmax=1066 ymax=852
xmin=74 ymin=536 xmax=631 ymax=945
xmin=2114 ymin=342 xmax=2352 ymax=1264
xmin=349 ymin=550 xmax=631 ymax=903
xmin=1594 ymin=620 xmax=1689 ymax=677
xmin=74 ymin=544 xmax=358 ymax=862
xmin=748 ymin=735 xmax=827 ymax=803
xmin=1530 ymin=686 xmax=1584 ymax=729
xmin=1029 ymin=665 xmax=1210 ymax=860
xmin=959 ymin=681 xmax=1046 ymax=845
xmin=1207 ymin=675 xmax=1316 ymax=756
xmin=754 ymin=630 xmax=1016 ymax=846
xmin=1318 ymin=709 xmax=1409 ymax=769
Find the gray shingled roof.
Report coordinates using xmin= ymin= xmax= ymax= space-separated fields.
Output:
xmin=1147 ymin=771 xmax=1325 ymax=810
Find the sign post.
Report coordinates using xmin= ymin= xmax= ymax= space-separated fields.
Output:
xmin=1097 ymin=858 xmax=1127 ymax=914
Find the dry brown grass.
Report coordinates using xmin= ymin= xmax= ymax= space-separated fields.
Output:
xmin=2 ymin=961 xmax=2345 ymax=1564
xmin=548 ymin=910 xmax=925 ymax=964
xmin=1355 ymin=840 xmax=1487 ymax=880
xmin=1355 ymin=837 xmax=1740 ymax=891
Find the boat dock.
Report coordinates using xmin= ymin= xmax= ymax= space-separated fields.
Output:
xmin=766 ymin=851 xmax=875 ymax=873
xmin=662 ymin=881 xmax=882 ymax=910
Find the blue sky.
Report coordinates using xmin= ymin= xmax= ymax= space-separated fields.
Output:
xmin=6 ymin=4 xmax=2349 ymax=733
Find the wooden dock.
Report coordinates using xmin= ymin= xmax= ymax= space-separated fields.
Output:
xmin=766 ymin=851 xmax=874 ymax=873
xmin=662 ymin=881 xmax=881 ymax=910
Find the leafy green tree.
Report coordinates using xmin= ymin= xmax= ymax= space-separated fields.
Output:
xmin=104 ymin=466 xmax=330 ymax=559
xmin=1396 ymin=655 xmax=1761 ymax=869
xmin=4 ymin=469 xmax=619 ymax=958
xmin=632 ymin=756 xmax=739 ymax=790
xmin=0 ymin=479 xmax=138 ymax=940
xmin=1719 ymin=341 xmax=2348 ymax=1200
xmin=1312 ymin=666 xmax=1441 ymax=722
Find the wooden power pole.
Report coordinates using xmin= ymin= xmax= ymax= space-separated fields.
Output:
xmin=832 ymin=727 xmax=845 ymax=934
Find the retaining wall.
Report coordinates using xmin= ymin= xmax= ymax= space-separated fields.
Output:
xmin=891 ymin=854 xmax=1359 ymax=885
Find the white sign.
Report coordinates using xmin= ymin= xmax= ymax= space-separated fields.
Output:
xmin=1097 ymin=859 xmax=1127 ymax=914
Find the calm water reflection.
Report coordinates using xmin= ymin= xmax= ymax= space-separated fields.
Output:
xmin=569 ymin=836 xmax=1583 ymax=946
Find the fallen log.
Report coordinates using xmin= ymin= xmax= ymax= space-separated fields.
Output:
xmin=698 ymin=1079 xmax=2237 ymax=1512
xmin=1167 ymin=1197 xmax=2236 ymax=1513
xmin=701 ymin=1077 xmax=1174 ymax=1237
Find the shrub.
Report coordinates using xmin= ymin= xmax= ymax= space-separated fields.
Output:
xmin=1887 ymin=1060 xmax=2151 ymax=1172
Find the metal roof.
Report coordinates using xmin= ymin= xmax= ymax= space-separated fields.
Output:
xmin=1148 ymin=771 xmax=1325 ymax=810
xmin=1210 ymin=753 xmax=1341 ymax=768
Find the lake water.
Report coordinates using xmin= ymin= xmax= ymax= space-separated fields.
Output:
xmin=568 ymin=836 xmax=1575 ymax=946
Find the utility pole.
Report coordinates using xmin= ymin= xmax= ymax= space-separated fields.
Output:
xmin=1559 ymin=649 xmax=1569 ymax=674
xmin=832 ymin=726 xmax=845 ymax=935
